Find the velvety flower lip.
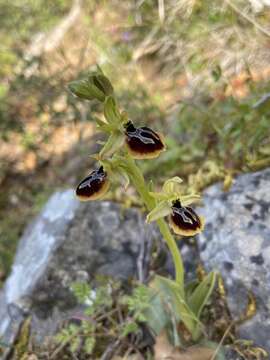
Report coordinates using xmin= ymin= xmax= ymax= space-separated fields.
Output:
xmin=169 ymin=199 xmax=204 ymax=236
xmin=124 ymin=121 xmax=165 ymax=159
xmin=76 ymin=166 xmax=109 ymax=201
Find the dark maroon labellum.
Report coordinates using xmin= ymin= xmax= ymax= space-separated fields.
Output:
xmin=76 ymin=166 xmax=109 ymax=201
xmin=170 ymin=199 xmax=203 ymax=236
xmin=124 ymin=121 xmax=165 ymax=159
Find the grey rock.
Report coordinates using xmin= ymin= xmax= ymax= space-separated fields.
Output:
xmin=224 ymin=347 xmax=244 ymax=360
xmin=198 ymin=168 xmax=270 ymax=354
xmin=0 ymin=190 xmax=162 ymax=357
xmin=0 ymin=190 xmax=80 ymax=351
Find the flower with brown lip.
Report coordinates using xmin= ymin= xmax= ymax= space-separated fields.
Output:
xmin=169 ymin=199 xmax=204 ymax=236
xmin=76 ymin=166 xmax=109 ymax=201
xmin=124 ymin=121 xmax=165 ymax=159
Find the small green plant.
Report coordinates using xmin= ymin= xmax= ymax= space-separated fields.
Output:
xmin=68 ymin=67 xmax=220 ymax=354
xmin=54 ymin=279 xmax=152 ymax=357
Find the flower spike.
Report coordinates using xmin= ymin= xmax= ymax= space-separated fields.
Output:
xmin=76 ymin=166 xmax=110 ymax=201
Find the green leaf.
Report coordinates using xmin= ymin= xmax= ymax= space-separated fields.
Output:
xmin=122 ymin=284 xmax=151 ymax=315
xmin=188 ymin=271 xmax=216 ymax=340
xmin=185 ymin=279 xmax=199 ymax=298
xmin=144 ymin=276 xmax=198 ymax=341
xmin=199 ymin=340 xmax=226 ymax=360
xmin=70 ymin=336 xmax=80 ymax=353
xmin=84 ymin=337 xmax=95 ymax=355
xmin=143 ymin=286 xmax=170 ymax=337
xmin=71 ymin=282 xmax=91 ymax=304
xmin=188 ymin=271 xmax=216 ymax=317
xmin=121 ymin=322 xmax=139 ymax=337
xmin=146 ymin=200 xmax=171 ymax=223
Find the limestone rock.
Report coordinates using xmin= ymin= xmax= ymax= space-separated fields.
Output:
xmin=198 ymin=168 xmax=270 ymax=353
xmin=0 ymin=190 xmax=160 ymax=357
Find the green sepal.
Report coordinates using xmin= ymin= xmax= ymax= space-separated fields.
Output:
xmin=93 ymin=74 xmax=114 ymax=96
xmin=99 ymin=132 xmax=124 ymax=158
xmin=104 ymin=96 xmax=121 ymax=125
xmin=117 ymin=167 xmax=130 ymax=190
xmin=95 ymin=117 xmax=115 ymax=133
xmin=146 ymin=200 xmax=171 ymax=223
xmin=148 ymin=180 xmax=154 ymax=192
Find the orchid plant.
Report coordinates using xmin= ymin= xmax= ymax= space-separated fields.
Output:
xmin=69 ymin=68 xmax=217 ymax=348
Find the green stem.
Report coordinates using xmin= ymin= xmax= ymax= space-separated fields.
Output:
xmin=123 ymin=155 xmax=185 ymax=293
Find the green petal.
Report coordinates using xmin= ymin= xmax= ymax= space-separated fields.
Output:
xmin=146 ymin=200 xmax=171 ymax=223
xmin=149 ymin=192 xmax=169 ymax=201
xmin=180 ymin=194 xmax=201 ymax=206
xmin=162 ymin=176 xmax=183 ymax=195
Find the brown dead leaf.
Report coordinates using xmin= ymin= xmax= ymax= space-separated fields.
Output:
xmin=154 ymin=332 xmax=215 ymax=360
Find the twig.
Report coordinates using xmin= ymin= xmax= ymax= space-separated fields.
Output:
xmin=158 ymin=0 xmax=165 ymax=24
xmin=100 ymin=338 xmax=121 ymax=360
xmin=137 ymin=220 xmax=146 ymax=283
xmin=144 ymin=234 xmax=153 ymax=283
xmin=210 ymin=322 xmax=234 ymax=360
xmin=225 ymin=0 xmax=270 ymax=38
xmin=50 ymin=332 xmax=78 ymax=359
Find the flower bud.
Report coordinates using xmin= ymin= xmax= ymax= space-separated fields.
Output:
xmin=169 ymin=199 xmax=204 ymax=236
xmin=93 ymin=74 xmax=113 ymax=96
xmin=76 ymin=166 xmax=109 ymax=201
xmin=68 ymin=73 xmax=113 ymax=102
xmin=124 ymin=121 xmax=165 ymax=159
